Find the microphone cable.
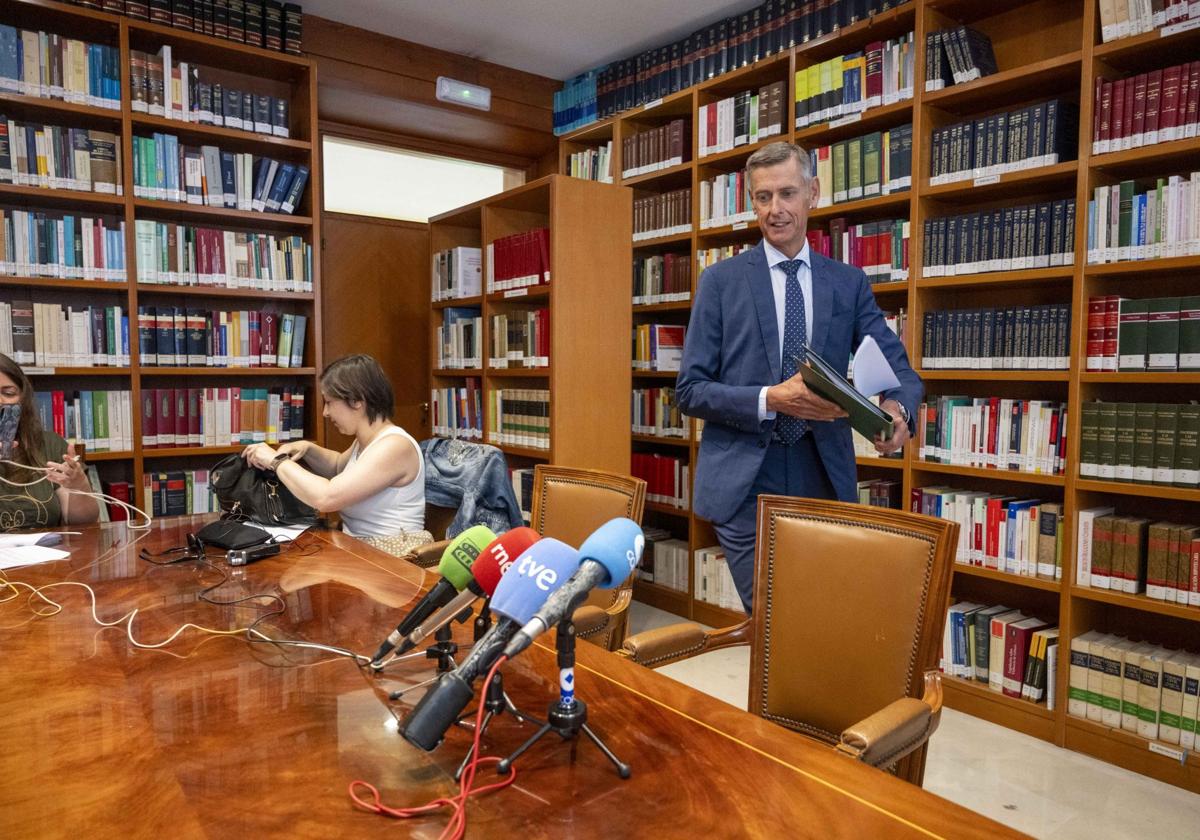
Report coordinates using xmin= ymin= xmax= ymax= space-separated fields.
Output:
xmin=0 ymin=458 xmax=153 ymax=529
xmin=349 ymin=655 xmax=516 ymax=840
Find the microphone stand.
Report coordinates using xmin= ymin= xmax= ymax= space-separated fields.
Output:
xmin=495 ymin=596 xmax=631 ymax=780
xmin=386 ymin=606 xmax=474 ymax=701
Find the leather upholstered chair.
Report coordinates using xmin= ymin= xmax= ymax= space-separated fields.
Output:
xmin=403 ymin=503 xmax=456 ymax=568
xmin=528 ymin=464 xmax=646 ymax=651
xmin=617 ymin=496 xmax=957 ymax=786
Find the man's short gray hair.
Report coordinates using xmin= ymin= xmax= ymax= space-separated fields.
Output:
xmin=745 ymin=141 xmax=812 ymax=181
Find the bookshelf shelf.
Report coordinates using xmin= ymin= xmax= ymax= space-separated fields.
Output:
xmin=632 ymin=369 xmax=682 ymax=379
xmin=920 ymin=51 xmax=1082 ymax=112
xmin=1091 ymin=21 xmax=1200 ymax=63
xmin=495 ymin=443 xmax=552 ymax=461
xmin=695 ymin=220 xmax=759 ymax=239
xmin=916 ymin=369 xmax=1071 ymax=381
xmin=692 ymin=600 xmax=746 ymax=628
xmin=1064 ymin=717 xmax=1200 ymax=792
xmin=633 ymin=299 xmax=692 ymax=313
xmin=433 ymin=368 xmax=483 ymax=377
xmin=794 ymin=2 xmax=916 ymax=63
xmin=486 ymin=367 xmax=551 ymax=378
xmin=696 ymin=137 xmax=775 ymax=169
xmin=560 ymin=118 xmax=614 ymax=145
xmin=1078 ymin=372 xmax=1200 ymax=384
xmin=135 ymin=283 xmax=314 ymax=301
xmin=1087 ymin=136 xmax=1200 ymax=174
xmin=632 ymin=579 xmax=690 ymax=615
xmin=954 ymin=563 xmax=1061 ymax=592
xmin=857 ymin=455 xmax=904 ymax=469
xmin=622 ymin=160 xmax=694 ymax=188
xmin=142 ymin=445 xmax=246 ymax=459
xmin=0 ymin=91 xmax=122 ymax=123
xmin=1073 ymin=479 xmax=1200 ymax=503
xmin=0 ymin=182 xmax=125 ymax=209
xmin=808 ymin=191 xmax=910 ymax=221
xmin=941 ymin=675 xmax=1056 ymax=742
xmin=1084 ymin=255 xmax=1200 ymax=276
xmin=0 ymin=277 xmax=127 ymax=291
xmin=82 ymin=451 xmax=134 ymax=462
xmin=633 ymin=433 xmax=690 ymax=448
xmin=632 ymin=230 xmax=693 ymax=248
xmin=23 ymin=367 xmax=131 ymax=376
xmin=1069 ymin=586 xmax=1200 ymax=622
xmin=793 ymin=99 xmax=914 ymax=145
xmin=646 ymin=500 xmax=690 ymax=517
xmin=130 ymin=113 xmax=313 ymax=155
xmin=125 ymin=16 xmax=312 ymax=76
xmin=132 ymin=198 xmax=313 ymax=229
xmin=485 ymin=287 xmax=551 ymax=304
xmin=871 ymin=280 xmax=910 ymax=295
xmin=139 ymin=367 xmax=317 ymax=377
xmin=920 ymin=161 xmax=1079 ymax=202
xmin=432 ymin=296 xmax=484 ymax=309
xmin=912 ymin=462 xmax=1066 ymax=486
xmin=916 ymin=267 xmax=1075 ymax=289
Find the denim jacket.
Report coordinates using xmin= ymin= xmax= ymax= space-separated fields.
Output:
xmin=418 ymin=438 xmax=524 ymax=537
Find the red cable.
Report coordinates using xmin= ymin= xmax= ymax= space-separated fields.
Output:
xmin=349 ymin=655 xmax=515 ymax=839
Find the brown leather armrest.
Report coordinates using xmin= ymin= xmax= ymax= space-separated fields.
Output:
xmin=572 ymin=605 xmax=610 ymax=636
xmin=617 ymin=619 xmax=751 ymax=668
xmin=406 ymin=539 xmax=449 ymax=569
xmin=837 ymin=672 xmax=943 ymax=768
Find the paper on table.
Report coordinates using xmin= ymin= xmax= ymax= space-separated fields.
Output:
xmin=251 ymin=523 xmax=310 ymax=542
xmin=852 ymin=335 xmax=901 ymax=398
xmin=0 ymin=544 xmax=70 ymax=569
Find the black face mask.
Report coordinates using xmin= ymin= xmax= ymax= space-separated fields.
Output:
xmin=0 ymin=403 xmax=19 ymax=461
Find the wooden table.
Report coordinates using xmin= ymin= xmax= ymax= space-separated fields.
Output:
xmin=0 ymin=518 xmax=1025 ymax=839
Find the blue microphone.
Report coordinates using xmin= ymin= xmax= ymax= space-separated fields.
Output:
xmin=502 ymin=518 xmax=644 ymax=659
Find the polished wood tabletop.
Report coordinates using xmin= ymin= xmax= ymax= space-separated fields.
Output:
xmin=0 ymin=518 xmax=1025 ymax=839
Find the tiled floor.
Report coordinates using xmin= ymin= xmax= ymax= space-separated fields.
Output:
xmin=628 ymin=602 xmax=1200 ymax=840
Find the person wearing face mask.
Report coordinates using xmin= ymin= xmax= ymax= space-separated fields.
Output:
xmin=241 ymin=354 xmax=430 ymax=555
xmin=0 ymin=353 xmax=100 ymax=530
xmin=676 ymin=141 xmax=922 ymax=613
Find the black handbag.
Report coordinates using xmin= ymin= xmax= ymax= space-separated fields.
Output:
xmin=208 ymin=454 xmax=318 ymax=527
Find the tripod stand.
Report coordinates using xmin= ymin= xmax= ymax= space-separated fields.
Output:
xmin=495 ymin=613 xmax=631 ymax=779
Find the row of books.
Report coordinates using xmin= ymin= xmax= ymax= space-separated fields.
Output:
xmin=1085 ymin=174 xmax=1200 ymax=264
xmin=435 ymin=308 xmax=480 ymax=370
xmin=632 ymin=323 xmax=685 ymax=372
xmin=133 ymin=221 xmax=313 ymax=292
xmin=928 ymin=100 xmax=1077 ymax=183
xmin=633 ymin=188 xmax=691 ymax=240
xmin=1076 ymin=507 xmax=1199 ymax=604
xmin=633 ymin=252 xmax=692 ymax=305
xmin=857 ymin=478 xmax=901 ymax=509
xmin=490 ymin=308 xmax=549 ymax=369
xmin=631 ymin=452 xmax=689 ymax=510
xmin=0 ymin=26 xmax=120 ymax=108
xmin=794 ymin=33 xmax=916 ymax=129
xmin=431 ymin=246 xmax=482 ymax=302
xmin=143 ymin=469 xmax=219 ymax=517
xmin=0 ymin=121 xmax=122 ymax=195
xmin=1 ymin=302 xmax=129 ymax=368
xmin=1085 ymin=294 xmax=1200 ymax=372
xmin=697 ymin=82 xmax=786 ymax=158
xmin=915 ymin=486 xmax=1063 ymax=578
xmin=430 ymin=380 xmax=483 ymax=442
xmin=632 ymin=386 xmax=686 ymax=439
xmin=1093 ymin=62 xmax=1199 ymax=155
xmin=924 ymin=27 xmax=997 ymax=92
xmin=916 ymin=397 xmax=1068 ymax=476
xmin=698 ymin=170 xmax=753 ymax=230
xmin=509 ymin=467 xmax=534 ymax=523
xmin=76 ymin=0 xmax=304 ymax=55
xmin=136 ymin=307 xmax=306 ymax=368
xmin=806 ymin=217 xmax=909 ymax=281
xmin=693 ymin=543 xmax=741 ymax=611
xmin=942 ymin=603 xmax=1058 ymax=706
xmin=485 ymin=228 xmax=550 ymax=293
xmin=622 ymin=119 xmax=686 ymax=178
xmin=487 ymin=388 xmax=549 ymax=451
xmin=919 ymin=304 xmax=1073 ymax=371
xmin=637 ymin=530 xmax=688 ymax=592
xmin=129 ymin=48 xmax=292 ymax=137
xmin=35 ymin=389 xmax=133 ymax=452
xmin=568 ymin=142 xmax=613 ymax=184
xmin=1097 ymin=0 xmax=1200 ymax=43
xmin=1068 ymin=634 xmax=1199 ymax=750
xmin=810 ymin=124 xmax=913 ymax=205
xmin=921 ymin=200 xmax=1077 ymax=276
xmin=0 ymin=209 xmax=125 ymax=281
xmin=140 ymin=385 xmax=305 ymax=447
xmin=131 ymin=134 xmax=308 ymax=215
xmin=1077 ymin=401 xmax=1199 ymax=488
xmin=696 ymin=243 xmax=752 ymax=273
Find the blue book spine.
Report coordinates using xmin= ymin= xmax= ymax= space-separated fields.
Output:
xmin=80 ymin=390 xmax=94 ymax=447
xmin=121 ymin=315 xmax=129 ymax=363
xmin=265 ymin=162 xmax=294 ymax=212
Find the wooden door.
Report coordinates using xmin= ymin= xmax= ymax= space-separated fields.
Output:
xmin=320 ymin=212 xmax=430 ymax=450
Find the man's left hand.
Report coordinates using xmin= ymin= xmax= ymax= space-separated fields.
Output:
xmin=874 ymin=399 xmax=911 ymax=456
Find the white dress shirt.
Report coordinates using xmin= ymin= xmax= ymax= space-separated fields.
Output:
xmin=758 ymin=239 xmax=814 ymax=421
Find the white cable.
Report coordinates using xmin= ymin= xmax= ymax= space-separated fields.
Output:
xmin=0 ymin=459 xmax=153 ymax=529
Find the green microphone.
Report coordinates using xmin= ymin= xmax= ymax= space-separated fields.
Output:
xmin=369 ymin=524 xmax=495 ymax=665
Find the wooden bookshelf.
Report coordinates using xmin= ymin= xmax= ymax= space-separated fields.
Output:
xmin=0 ymin=0 xmax=322 ymax=515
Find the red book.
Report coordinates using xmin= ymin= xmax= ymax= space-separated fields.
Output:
xmin=187 ymin=388 xmax=201 ymax=446
xmin=141 ymin=390 xmax=157 ymax=448
xmin=158 ymin=388 xmax=175 ymax=448
xmin=1145 ymin=69 xmax=1163 ymax=142
xmin=249 ymin=310 xmax=262 ymax=366
xmin=1122 ymin=73 xmax=1136 ymax=147
xmin=1186 ymin=61 xmax=1200 ymax=135
xmin=864 ymin=41 xmax=884 ymax=100
xmin=51 ymin=390 xmax=66 ymax=438
xmin=1103 ymin=296 xmax=1120 ymax=366
xmin=1099 ymin=78 xmax=1113 ymax=149
xmin=1112 ymin=77 xmax=1127 ymax=146
xmin=707 ymin=102 xmax=717 ymax=152
xmin=1160 ymin=65 xmax=1183 ymax=139
xmin=1086 ymin=296 xmax=1107 ymax=370
xmin=103 ymin=481 xmax=129 ymax=521
xmin=174 ymin=389 xmax=187 ymax=448
xmin=1002 ymin=618 xmax=1049 ymax=698
xmin=260 ymin=311 xmax=279 ymax=366
xmin=1132 ymin=72 xmax=1148 ymax=142
xmin=1093 ymin=76 xmax=1104 ymax=150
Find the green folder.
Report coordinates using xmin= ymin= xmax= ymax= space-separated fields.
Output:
xmin=795 ymin=343 xmax=895 ymax=439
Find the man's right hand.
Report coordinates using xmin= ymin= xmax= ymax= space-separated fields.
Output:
xmin=766 ymin=373 xmax=848 ymax=421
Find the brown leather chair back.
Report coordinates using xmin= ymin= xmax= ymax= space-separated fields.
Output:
xmin=529 ymin=464 xmax=646 ymax=650
xmin=749 ymin=496 xmax=955 ymax=785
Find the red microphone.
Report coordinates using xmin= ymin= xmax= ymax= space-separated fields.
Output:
xmin=390 ymin=527 xmax=541 ymax=657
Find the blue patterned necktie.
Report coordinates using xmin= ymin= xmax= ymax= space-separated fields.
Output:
xmin=776 ymin=258 xmax=808 ymax=444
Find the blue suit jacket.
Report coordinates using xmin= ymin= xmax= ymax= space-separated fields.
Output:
xmin=676 ymin=242 xmax=922 ymax=525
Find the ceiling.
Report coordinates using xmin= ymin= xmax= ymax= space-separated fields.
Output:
xmin=300 ymin=0 xmax=763 ymax=81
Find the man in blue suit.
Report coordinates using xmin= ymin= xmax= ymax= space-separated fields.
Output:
xmin=677 ymin=141 xmax=922 ymax=613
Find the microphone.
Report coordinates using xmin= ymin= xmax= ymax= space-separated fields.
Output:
xmin=502 ymin=517 xmax=643 ymax=660
xmin=369 ymin=524 xmax=495 ymax=665
xmin=392 ymin=527 xmax=541 ymax=656
xmin=399 ymin=538 xmax=580 ymax=751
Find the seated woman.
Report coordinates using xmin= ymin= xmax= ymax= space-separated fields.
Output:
xmin=0 ymin=354 xmax=100 ymax=530
xmin=241 ymin=354 xmax=430 ymax=554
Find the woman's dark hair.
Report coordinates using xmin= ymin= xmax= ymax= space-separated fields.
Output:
xmin=320 ymin=354 xmax=394 ymax=423
xmin=0 ymin=353 xmax=46 ymax=469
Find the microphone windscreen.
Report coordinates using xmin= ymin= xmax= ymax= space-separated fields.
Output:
xmin=472 ymin=527 xmax=541 ymax=596
xmin=435 ymin=524 xmax=496 ymax=591
xmin=490 ymin=538 xmax=579 ymax=623
xmin=577 ymin=517 xmax=645 ymax=589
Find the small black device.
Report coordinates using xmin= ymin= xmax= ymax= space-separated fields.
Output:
xmin=227 ymin=542 xmax=281 ymax=566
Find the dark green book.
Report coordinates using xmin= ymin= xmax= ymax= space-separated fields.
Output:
xmin=1133 ymin=402 xmax=1158 ymax=484
xmin=1117 ymin=298 xmax=1149 ymax=371
xmin=1096 ymin=401 xmax=1118 ymax=480
xmin=1153 ymin=403 xmax=1179 ymax=485
xmin=861 ymin=131 xmax=882 ymax=197
xmin=1079 ymin=401 xmax=1101 ymax=478
xmin=832 ymin=140 xmax=848 ymax=203
xmin=1115 ymin=402 xmax=1137 ymax=482
xmin=1178 ymin=295 xmax=1200 ymax=371
xmin=1147 ymin=296 xmax=1180 ymax=371
xmin=1175 ymin=403 xmax=1200 ymax=489
xmin=846 ymin=136 xmax=863 ymax=201
xmin=795 ymin=343 xmax=893 ymax=439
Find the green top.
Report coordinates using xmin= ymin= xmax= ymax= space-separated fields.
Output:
xmin=0 ymin=431 xmax=69 ymax=531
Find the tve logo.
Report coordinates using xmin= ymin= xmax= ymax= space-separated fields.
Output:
xmin=516 ymin=552 xmax=560 ymax=591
